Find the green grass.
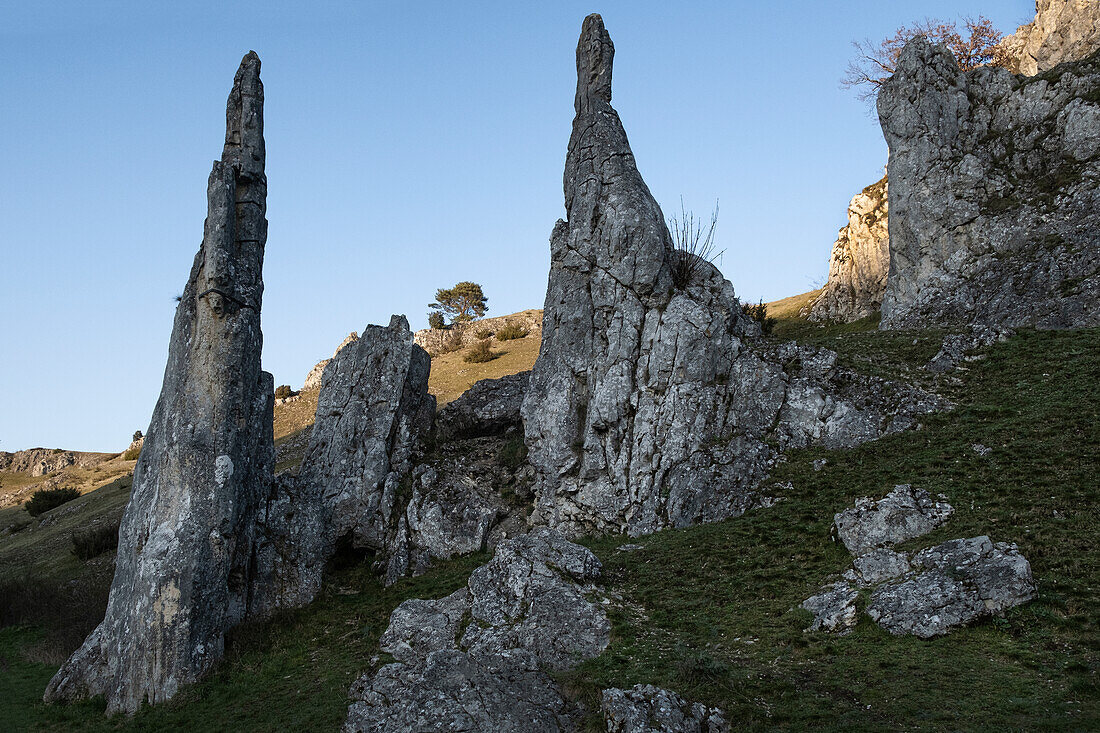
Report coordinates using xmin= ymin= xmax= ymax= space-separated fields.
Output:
xmin=1 ymin=553 xmax=489 ymax=732
xmin=565 ymin=327 xmax=1100 ymax=730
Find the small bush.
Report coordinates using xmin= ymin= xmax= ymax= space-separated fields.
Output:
xmin=463 ymin=339 xmax=497 ymax=363
xmin=439 ymin=329 xmax=466 ymax=354
xmin=274 ymin=384 xmax=295 ymax=400
xmin=122 ymin=446 xmax=141 ymax=461
xmin=496 ymin=322 xmax=529 ymax=341
xmin=72 ymin=522 xmax=120 ymax=560
xmin=0 ymin=569 xmax=112 ymax=664
xmin=25 ymin=487 xmax=82 ymax=517
xmin=132 ymin=430 xmax=143 ymax=442
xmin=742 ymin=300 xmax=777 ymax=336
xmin=474 ymin=326 xmax=493 ymax=340
xmin=427 ymin=311 xmax=446 ymax=330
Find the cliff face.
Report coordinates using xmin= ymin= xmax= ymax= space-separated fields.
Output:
xmin=998 ymin=0 xmax=1100 ymax=75
xmin=808 ymin=175 xmax=890 ymax=323
xmin=878 ymin=38 xmax=1100 ymax=329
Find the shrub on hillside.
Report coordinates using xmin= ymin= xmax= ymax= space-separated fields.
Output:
xmin=25 ymin=487 xmax=82 ymax=517
xmin=742 ymin=300 xmax=777 ymax=335
xmin=474 ymin=326 xmax=493 ymax=340
xmin=427 ymin=311 xmax=446 ymax=330
xmin=496 ymin=322 xmax=529 ymax=341
xmin=72 ymin=522 xmax=120 ymax=561
xmin=121 ymin=446 xmax=141 ymax=461
xmin=463 ymin=339 xmax=497 ymax=363
xmin=0 ymin=568 xmax=112 ymax=664
xmin=274 ymin=384 xmax=295 ymax=400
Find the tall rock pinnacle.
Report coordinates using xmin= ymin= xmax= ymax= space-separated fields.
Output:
xmin=44 ymin=51 xmax=274 ymax=713
xmin=521 ymin=16 xmax=941 ymax=538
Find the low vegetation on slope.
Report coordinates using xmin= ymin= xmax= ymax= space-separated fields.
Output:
xmin=1 ymin=303 xmax=1096 ymax=730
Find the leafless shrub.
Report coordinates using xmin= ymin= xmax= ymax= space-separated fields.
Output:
xmin=668 ymin=200 xmax=722 ymax=289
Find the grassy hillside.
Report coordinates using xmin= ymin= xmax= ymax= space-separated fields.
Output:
xmin=2 ymin=304 xmax=1096 ymax=730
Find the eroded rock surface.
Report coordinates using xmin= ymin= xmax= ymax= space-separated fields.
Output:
xmin=834 ymin=484 xmax=954 ymax=555
xmin=809 ymin=175 xmax=890 ymax=323
xmin=927 ymin=327 xmax=1014 ymax=373
xmin=801 ymin=581 xmax=860 ymax=634
xmin=302 ymin=331 xmax=359 ymax=391
xmin=878 ymin=37 xmax=1100 ymax=329
xmin=252 ymin=316 xmax=434 ymax=612
xmin=434 ymin=371 xmax=530 ymax=442
xmin=523 ymin=14 xmax=942 ymax=538
xmin=45 ymin=53 xmax=273 ymax=713
xmin=998 ymin=0 xmax=1100 ymax=76
xmin=868 ymin=537 xmax=1035 ymax=638
xmin=602 ymin=684 xmax=730 ymax=733
xmin=344 ymin=529 xmax=610 ymax=732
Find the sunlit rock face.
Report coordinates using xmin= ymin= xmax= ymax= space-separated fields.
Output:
xmin=878 ymin=37 xmax=1100 ymax=330
xmin=809 ymin=175 xmax=890 ymax=324
xmin=522 ymin=15 xmax=943 ymax=539
xmin=998 ymin=0 xmax=1100 ymax=76
xmin=45 ymin=52 xmax=274 ymax=714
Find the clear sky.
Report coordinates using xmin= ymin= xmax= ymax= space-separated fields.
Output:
xmin=0 ymin=1 xmax=1032 ymax=452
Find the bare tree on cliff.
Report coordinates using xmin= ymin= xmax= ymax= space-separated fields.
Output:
xmin=843 ymin=16 xmax=1010 ymax=104
xmin=429 ymin=281 xmax=489 ymax=326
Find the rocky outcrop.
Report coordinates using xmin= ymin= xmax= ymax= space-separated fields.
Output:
xmin=45 ymin=53 xmax=273 ymax=713
xmin=434 ymin=371 xmax=529 ymax=442
xmin=252 ymin=316 xmax=434 ymax=612
xmin=414 ymin=309 xmax=542 ymax=354
xmin=602 ymin=685 xmax=730 ymax=733
xmin=998 ymin=0 xmax=1100 ymax=76
xmin=926 ymin=326 xmax=1014 ymax=373
xmin=878 ymin=37 xmax=1100 ymax=329
xmin=522 ymin=14 xmax=943 ymax=538
xmin=803 ymin=487 xmax=1034 ymax=638
xmin=0 ymin=449 xmax=107 ymax=477
xmin=344 ymin=529 xmax=610 ymax=732
xmin=808 ymin=175 xmax=890 ymax=323
xmin=302 ymin=331 xmax=358 ymax=391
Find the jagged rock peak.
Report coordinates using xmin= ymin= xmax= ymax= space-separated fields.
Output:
xmin=998 ymin=0 xmax=1100 ymax=76
xmin=576 ymin=13 xmax=614 ymax=108
xmin=44 ymin=52 xmax=273 ymax=714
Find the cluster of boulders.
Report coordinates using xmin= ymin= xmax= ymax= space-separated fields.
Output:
xmin=802 ymin=485 xmax=1035 ymax=638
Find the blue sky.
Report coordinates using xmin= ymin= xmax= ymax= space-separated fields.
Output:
xmin=0 ymin=1 xmax=1031 ymax=451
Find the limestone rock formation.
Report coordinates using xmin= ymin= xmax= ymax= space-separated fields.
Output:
xmin=804 ymin=488 xmax=1034 ymax=638
xmin=998 ymin=0 xmax=1100 ymax=76
xmin=252 ymin=316 xmax=434 ymax=612
xmin=868 ymin=537 xmax=1035 ymax=638
xmin=602 ymin=685 xmax=730 ymax=733
xmin=302 ymin=331 xmax=359 ymax=391
xmin=434 ymin=371 xmax=529 ymax=442
xmin=808 ymin=175 xmax=890 ymax=323
xmin=522 ymin=15 xmax=943 ymax=538
xmin=344 ymin=529 xmax=610 ymax=731
xmin=0 ymin=448 xmax=105 ymax=477
xmin=833 ymin=484 xmax=954 ymax=555
xmin=413 ymin=309 xmax=542 ymax=354
xmin=45 ymin=52 xmax=273 ymax=713
xmin=878 ymin=37 xmax=1100 ymax=329
xmin=926 ymin=326 xmax=1014 ymax=373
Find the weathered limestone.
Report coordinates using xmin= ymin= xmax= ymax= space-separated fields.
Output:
xmin=998 ymin=0 xmax=1100 ymax=76
xmin=804 ymin=488 xmax=1034 ymax=638
xmin=252 ymin=316 xmax=434 ymax=612
xmin=926 ymin=326 xmax=1014 ymax=373
xmin=302 ymin=331 xmax=359 ymax=391
xmin=878 ymin=37 xmax=1100 ymax=329
xmin=45 ymin=53 xmax=273 ymax=713
xmin=522 ymin=15 xmax=942 ymax=538
xmin=344 ymin=529 xmax=610 ymax=732
xmin=602 ymin=685 xmax=730 ymax=733
xmin=434 ymin=371 xmax=529 ymax=442
xmin=808 ymin=175 xmax=890 ymax=323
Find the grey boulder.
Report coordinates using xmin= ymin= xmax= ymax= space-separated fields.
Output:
xmin=833 ymin=484 xmax=954 ymax=555
xmin=602 ymin=684 xmax=730 ymax=733
xmin=434 ymin=371 xmax=530 ymax=442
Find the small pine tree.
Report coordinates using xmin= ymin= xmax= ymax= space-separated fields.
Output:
xmin=429 ymin=282 xmax=488 ymax=325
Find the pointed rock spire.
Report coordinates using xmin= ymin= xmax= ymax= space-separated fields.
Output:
xmin=44 ymin=52 xmax=274 ymax=714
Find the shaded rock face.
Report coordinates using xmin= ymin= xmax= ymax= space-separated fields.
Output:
xmin=998 ymin=0 xmax=1100 ymax=76
xmin=45 ymin=53 xmax=273 ymax=713
xmin=878 ymin=38 xmax=1100 ymax=329
xmin=252 ymin=316 xmax=434 ymax=612
xmin=344 ymin=529 xmax=610 ymax=732
xmin=808 ymin=175 xmax=890 ymax=323
xmin=523 ymin=15 xmax=943 ymax=538
xmin=434 ymin=371 xmax=529 ymax=442
xmin=602 ymin=684 xmax=730 ymax=733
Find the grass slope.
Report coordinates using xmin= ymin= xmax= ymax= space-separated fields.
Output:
xmin=2 ymin=305 xmax=1097 ymax=731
